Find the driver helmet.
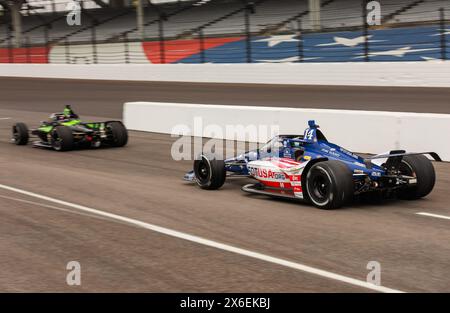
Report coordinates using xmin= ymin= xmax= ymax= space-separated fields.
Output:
xmin=50 ymin=113 xmax=66 ymax=121
xmin=64 ymin=105 xmax=74 ymax=117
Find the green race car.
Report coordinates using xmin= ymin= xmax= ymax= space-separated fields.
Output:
xmin=12 ymin=106 xmax=128 ymax=151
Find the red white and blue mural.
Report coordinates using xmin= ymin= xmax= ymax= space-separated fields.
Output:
xmin=1 ymin=24 xmax=448 ymax=63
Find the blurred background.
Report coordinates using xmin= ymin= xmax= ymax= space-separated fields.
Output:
xmin=0 ymin=0 xmax=448 ymax=63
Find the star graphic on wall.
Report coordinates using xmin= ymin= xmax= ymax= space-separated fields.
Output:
xmin=257 ymin=56 xmax=321 ymax=63
xmin=353 ymin=46 xmax=438 ymax=58
xmin=421 ymin=56 xmax=443 ymax=62
xmin=254 ymin=35 xmax=300 ymax=47
xmin=317 ymin=35 xmax=385 ymax=47
xmin=431 ymin=28 xmax=450 ymax=36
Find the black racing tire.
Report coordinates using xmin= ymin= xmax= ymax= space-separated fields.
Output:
xmin=398 ymin=155 xmax=436 ymax=200
xmin=107 ymin=122 xmax=128 ymax=147
xmin=51 ymin=126 xmax=74 ymax=152
xmin=12 ymin=122 xmax=29 ymax=145
xmin=305 ymin=160 xmax=354 ymax=210
xmin=194 ymin=155 xmax=226 ymax=190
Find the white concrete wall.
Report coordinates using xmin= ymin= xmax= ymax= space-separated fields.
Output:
xmin=49 ymin=42 xmax=149 ymax=64
xmin=124 ymin=101 xmax=450 ymax=161
xmin=1 ymin=62 xmax=449 ymax=87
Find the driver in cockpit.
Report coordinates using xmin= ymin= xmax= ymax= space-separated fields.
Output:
xmin=50 ymin=105 xmax=79 ymax=122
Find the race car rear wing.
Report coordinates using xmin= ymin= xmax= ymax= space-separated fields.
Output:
xmin=369 ymin=151 xmax=442 ymax=161
xmin=364 ymin=150 xmax=442 ymax=169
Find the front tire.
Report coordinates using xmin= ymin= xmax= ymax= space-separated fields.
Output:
xmin=194 ymin=155 xmax=226 ymax=190
xmin=398 ymin=155 xmax=436 ymax=200
xmin=12 ymin=123 xmax=29 ymax=145
xmin=51 ymin=126 xmax=74 ymax=151
xmin=305 ymin=160 xmax=354 ymax=210
xmin=107 ymin=122 xmax=128 ymax=147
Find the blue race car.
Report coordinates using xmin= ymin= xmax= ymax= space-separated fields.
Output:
xmin=184 ymin=120 xmax=441 ymax=210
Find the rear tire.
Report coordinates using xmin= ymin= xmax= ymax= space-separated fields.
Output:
xmin=12 ymin=123 xmax=29 ymax=145
xmin=51 ymin=126 xmax=74 ymax=152
xmin=107 ymin=122 xmax=128 ymax=147
xmin=305 ymin=160 xmax=354 ymax=210
xmin=398 ymin=155 xmax=435 ymax=200
xmin=194 ymin=155 xmax=226 ymax=190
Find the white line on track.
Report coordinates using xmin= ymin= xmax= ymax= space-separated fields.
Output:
xmin=0 ymin=183 xmax=403 ymax=293
xmin=416 ymin=212 xmax=450 ymax=221
xmin=0 ymin=194 xmax=119 ymax=224
xmin=0 ymin=118 xmax=11 ymax=120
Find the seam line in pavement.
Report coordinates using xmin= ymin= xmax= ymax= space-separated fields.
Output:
xmin=0 ymin=183 xmax=404 ymax=293
xmin=416 ymin=212 xmax=450 ymax=220
xmin=0 ymin=194 xmax=121 ymax=224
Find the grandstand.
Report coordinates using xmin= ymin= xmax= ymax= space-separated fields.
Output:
xmin=0 ymin=0 xmax=448 ymax=63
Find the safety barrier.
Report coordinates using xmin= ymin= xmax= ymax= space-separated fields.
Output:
xmin=1 ymin=4 xmax=448 ymax=64
xmin=1 ymin=62 xmax=450 ymax=87
xmin=124 ymin=101 xmax=450 ymax=161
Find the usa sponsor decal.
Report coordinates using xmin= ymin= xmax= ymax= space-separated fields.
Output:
xmin=249 ymin=168 xmax=286 ymax=181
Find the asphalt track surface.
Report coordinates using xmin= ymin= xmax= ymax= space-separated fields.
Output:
xmin=1 ymin=77 xmax=450 ymax=116
xmin=0 ymin=78 xmax=449 ymax=292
